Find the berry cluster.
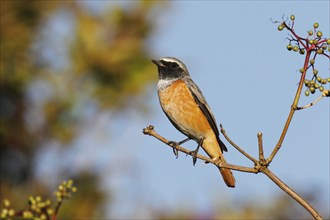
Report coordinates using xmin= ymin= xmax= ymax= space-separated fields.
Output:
xmin=0 ymin=180 xmax=76 ymax=220
xmin=277 ymin=15 xmax=330 ymax=96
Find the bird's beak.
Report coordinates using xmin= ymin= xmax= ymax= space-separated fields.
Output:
xmin=151 ymin=59 xmax=164 ymax=67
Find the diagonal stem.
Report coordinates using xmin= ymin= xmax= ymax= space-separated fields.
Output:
xmin=262 ymin=168 xmax=322 ymax=220
xmin=220 ymin=124 xmax=258 ymax=164
xmin=267 ymin=50 xmax=311 ymax=164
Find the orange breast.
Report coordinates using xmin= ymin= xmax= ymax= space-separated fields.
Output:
xmin=158 ymin=79 xmax=213 ymax=141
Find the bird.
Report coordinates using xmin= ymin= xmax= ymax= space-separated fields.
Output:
xmin=151 ymin=57 xmax=236 ymax=188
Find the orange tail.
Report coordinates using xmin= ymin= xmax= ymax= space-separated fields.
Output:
xmin=219 ymin=167 xmax=236 ymax=188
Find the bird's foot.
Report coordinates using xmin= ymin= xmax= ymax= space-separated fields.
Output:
xmin=168 ymin=141 xmax=179 ymax=158
xmin=190 ymin=137 xmax=204 ymax=166
xmin=168 ymin=138 xmax=192 ymax=159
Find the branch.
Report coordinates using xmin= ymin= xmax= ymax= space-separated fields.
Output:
xmin=220 ymin=124 xmax=258 ymax=164
xmin=297 ymin=90 xmax=329 ymax=110
xmin=144 ymin=124 xmax=323 ymax=219
xmin=143 ymin=125 xmax=256 ymax=173
xmin=257 ymin=132 xmax=266 ymax=163
xmin=262 ymin=168 xmax=322 ymax=220
xmin=267 ymin=50 xmax=312 ymax=164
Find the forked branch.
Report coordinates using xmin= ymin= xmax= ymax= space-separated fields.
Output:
xmin=143 ymin=124 xmax=322 ymax=220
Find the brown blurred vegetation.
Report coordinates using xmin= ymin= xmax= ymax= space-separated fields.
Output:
xmin=0 ymin=1 xmax=328 ymax=219
xmin=1 ymin=1 xmax=161 ymax=218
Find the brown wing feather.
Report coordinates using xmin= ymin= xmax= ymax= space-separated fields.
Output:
xmin=185 ymin=79 xmax=228 ymax=152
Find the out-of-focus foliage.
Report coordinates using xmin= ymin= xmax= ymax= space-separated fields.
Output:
xmin=1 ymin=179 xmax=77 ymax=219
xmin=150 ymin=192 xmax=325 ymax=219
xmin=1 ymin=1 xmax=164 ymax=218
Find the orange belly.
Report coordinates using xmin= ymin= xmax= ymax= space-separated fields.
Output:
xmin=158 ymin=79 xmax=215 ymax=145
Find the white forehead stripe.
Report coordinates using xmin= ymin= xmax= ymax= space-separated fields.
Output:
xmin=159 ymin=57 xmax=187 ymax=72
xmin=160 ymin=57 xmax=180 ymax=63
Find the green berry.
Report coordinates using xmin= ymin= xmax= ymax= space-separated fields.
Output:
xmin=316 ymin=31 xmax=323 ymax=38
xmin=314 ymin=83 xmax=319 ymax=89
xmin=327 ymin=38 xmax=330 ymax=45
xmin=310 ymin=87 xmax=316 ymax=94
xmin=299 ymin=68 xmax=305 ymax=73
xmin=327 ymin=77 xmax=330 ymax=82
xmin=321 ymin=79 xmax=327 ymax=84
xmin=287 ymin=44 xmax=293 ymax=51
xmin=310 ymin=80 xmax=315 ymax=86
xmin=308 ymin=39 xmax=314 ymax=44
xmin=313 ymin=22 xmax=319 ymax=28
xmin=308 ymin=30 xmax=313 ymax=36
xmin=316 ymin=76 xmax=322 ymax=82
xmin=299 ymin=48 xmax=305 ymax=54
xmin=310 ymin=59 xmax=315 ymax=65
xmin=290 ymin=15 xmax=295 ymax=20
xmin=322 ymin=44 xmax=327 ymax=50
xmin=313 ymin=69 xmax=318 ymax=75
xmin=304 ymin=79 xmax=310 ymax=86
xmin=317 ymin=48 xmax=323 ymax=54
xmin=293 ymin=46 xmax=299 ymax=52
xmin=278 ymin=24 xmax=284 ymax=31
xmin=305 ymin=90 xmax=310 ymax=96
xmin=319 ymin=86 xmax=324 ymax=92
xmin=313 ymin=39 xmax=319 ymax=45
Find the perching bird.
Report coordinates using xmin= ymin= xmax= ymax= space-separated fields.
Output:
xmin=152 ymin=57 xmax=235 ymax=188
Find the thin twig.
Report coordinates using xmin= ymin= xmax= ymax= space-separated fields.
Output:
xmin=267 ymin=50 xmax=312 ymax=164
xmin=297 ymin=90 xmax=329 ymax=110
xmin=220 ymin=124 xmax=258 ymax=164
xmin=257 ymin=132 xmax=265 ymax=163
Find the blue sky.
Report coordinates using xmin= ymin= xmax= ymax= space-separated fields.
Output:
xmin=35 ymin=1 xmax=329 ymax=218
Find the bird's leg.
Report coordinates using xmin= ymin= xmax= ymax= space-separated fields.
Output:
xmin=168 ymin=137 xmax=191 ymax=158
xmin=191 ymin=137 xmax=205 ymax=166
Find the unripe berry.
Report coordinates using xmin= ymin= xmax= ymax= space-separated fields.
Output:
xmin=299 ymin=68 xmax=304 ymax=73
xmin=316 ymin=76 xmax=322 ymax=83
xmin=308 ymin=30 xmax=313 ymax=36
xmin=310 ymin=87 xmax=316 ymax=94
xmin=316 ymin=31 xmax=323 ymax=38
xmin=293 ymin=46 xmax=299 ymax=52
xmin=314 ymin=83 xmax=319 ymax=89
xmin=287 ymin=44 xmax=293 ymax=51
xmin=290 ymin=15 xmax=295 ymax=20
xmin=319 ymin=86 xmax=324 ymax=92
xmin=304 ymin=79 xmax=309 ymax=86
xmin=313 ymin=22 xmax=319 ymax=28
xmin=317 ymin=48 xmax=323 ymax=54
xmin=322 ymin=44 xmax=327 ymax=50
xmin=299 ymin=48 xmax=305 ymax=54
xmin=310 ymin=59 xmax=315 ymax=65
xmin=313 ymin=69 xmax=318 ymax=75
xmin=327 ymin=38 xmax=330 ymax=45
xmin=321 ymin=79 xmax=327 ymax=84
xmin=327 ymin=77 xmax=330 ymax=82
xmin=305 ymin=90 xmax=310 ymax=96
xmin=313 ymin=39 xmax=319 ymax=45
xmin=308 ymin=39 xmax=314 ymax=44
xmin=278 ymin=24 xmax=284 ymax=31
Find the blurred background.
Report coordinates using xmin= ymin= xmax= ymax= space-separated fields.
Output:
xmin=1 ymin=1 xmax=329 ymax=219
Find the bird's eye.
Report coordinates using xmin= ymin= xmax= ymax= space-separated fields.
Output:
xmin=171 ymin=62 xmax=179 ymax=69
